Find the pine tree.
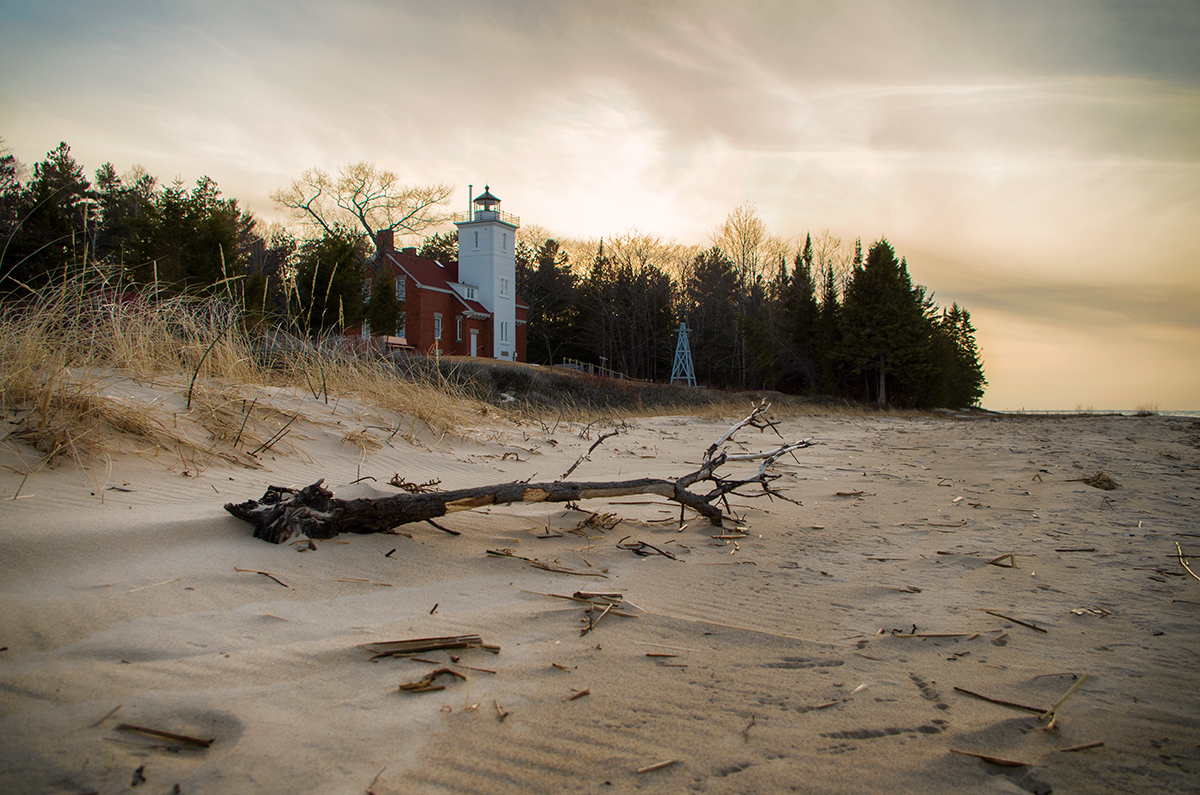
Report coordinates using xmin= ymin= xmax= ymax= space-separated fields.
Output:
xmin=292 ymin=224 xmax=366 ymax=337
xmin=367 ymin=268 xmax=401 ymax=337
xmin=837 ymin=239 xmax=936 ymax=407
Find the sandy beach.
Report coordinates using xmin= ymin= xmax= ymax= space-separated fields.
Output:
xmin=2 ymin=391 xmax=1198 ymax=794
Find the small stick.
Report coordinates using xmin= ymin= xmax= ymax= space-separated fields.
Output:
xmin=367 ymin=766 xmax=387 ymax=794
xmin=565 ymin=688 xmax=590 ymax=702
xmin=250 ymin=414 xmax=297 ymax=456
xmin=494 ymin=699 xmax=509 ymax=721
xmin=949 ymin=748 xmax=1027 ymax=767
xmin=235 ymin=567 xmax=289 ymax=588
xmin=126 ymin=578 xmax=182 ymax=593
xmin=986 ymin=553 xmax=1016 ymax=568
xmin=1058 ymin=740 xmax=1104 ymax=752
xmin=1040 ymin=672 xmax=1091 ymax=721
xmin=1177 ymin=542 xmax=1200 ymax=583
xmin=953 ymin=686 xmax=1046 ymax=714
xmin=232 ymin=396 xmax=257 ymax=449
xmin=559 ymin=430 xmax=619 ymax=481
xmin=742 ymin=713 xmax=756 ymax=742
xmin=1056 ymin=548 xmax=1095 ymax=553
xmin=399 ymin=667 xmax=467 ymax=691
xmin=984 ymin=610 xmax=1047 ymax=633
xmin=90 ymin=704 xmax=123 ymax=728
xmin=636 ymin=759 xmax=679 ymax=774
xmin=634 ymin=641 xmax=697 ymax=652
xmin=425 ymin=518 xmax=461 ymax=536
xmin=890 ymin=632 xmax=972 ymax=639
xmin=117 ymin=723 xmax=213 ymax=748
xmin=581 ymin=602 xmax=613 ymax=635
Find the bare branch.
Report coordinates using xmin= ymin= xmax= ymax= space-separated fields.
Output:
xmin=271 ymin=162 xmax=453 ymax=241
xmin=224 ymin=406 xmax=813 ymax=544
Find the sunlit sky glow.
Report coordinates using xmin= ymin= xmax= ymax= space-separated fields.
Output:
xmin=2 ymin=0 xmax=1197 ymax=409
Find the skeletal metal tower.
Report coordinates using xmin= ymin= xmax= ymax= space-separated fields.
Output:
xmin=670 ymin=322 xmax=697 ymax=387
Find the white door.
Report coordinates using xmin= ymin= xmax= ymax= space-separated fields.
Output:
xmin=470 ymin=329 xmax=478 ymax=357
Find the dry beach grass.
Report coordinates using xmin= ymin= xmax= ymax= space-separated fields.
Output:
xmin=1 ymin=283 xmax=1198 ymax=794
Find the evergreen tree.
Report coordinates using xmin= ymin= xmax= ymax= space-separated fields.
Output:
xmin=418 ymin=230 xmax=458 ymax=265
xmin=816 ymin=261 xmax=843 ymax=393
xmin=680 ymin=246 xmax=740 ymax=387
xmin=124 ymin=175 xmax=247 ymax=293
xmin=837 ymin=239 xmax=936 ymax=407
xmin=366 ymin=268 xmax=401 ymax=337
xmin=292 ymin=224 xmax=366 ymax=337
xmin=936 ymin=304 xmax=987 ymax=407
xmin=521 ymin=238 xmax=578 ymax=364
xmin=2 ymin=142 xmax=96 ymax=293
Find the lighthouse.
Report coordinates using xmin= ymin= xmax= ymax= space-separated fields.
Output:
xmin=455 ymin=186 xmax=519 ymax=360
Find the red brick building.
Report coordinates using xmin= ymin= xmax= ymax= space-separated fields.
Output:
xmin=359 ymin=189 xmax=527 ymax=360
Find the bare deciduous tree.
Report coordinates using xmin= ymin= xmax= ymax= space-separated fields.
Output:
xmin=272 ymin=163 xmax=453 ymax=241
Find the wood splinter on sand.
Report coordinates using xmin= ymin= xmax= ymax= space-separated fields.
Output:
xmin=223 ymin=402 xmax=814 ymax=544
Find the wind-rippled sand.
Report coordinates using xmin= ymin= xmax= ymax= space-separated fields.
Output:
xmin=2 ymin=397 xmax=1198 ymax=794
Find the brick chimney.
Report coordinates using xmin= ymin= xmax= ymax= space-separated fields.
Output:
xmin=376 ymin=228 xmax=395 ymax=254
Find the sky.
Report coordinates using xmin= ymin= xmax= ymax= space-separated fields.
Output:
xmin=2 ymin=0 xmax=1198 ymax=410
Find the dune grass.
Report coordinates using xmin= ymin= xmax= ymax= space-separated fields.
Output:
xmin=0 ymin=272 xmax=471 ymax=468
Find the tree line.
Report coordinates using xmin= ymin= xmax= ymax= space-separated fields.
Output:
xmin=512 ymin=216 xmax=985 ymax=408
xmin=1 ymin=141 xmax=984 ymax=408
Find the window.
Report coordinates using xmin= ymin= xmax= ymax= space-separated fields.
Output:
xmin=361 ymin=319 xmax=371 ymax=340
xmin=474 ymin=231 xmax=479 ymax=248
xmin=500 ymin=278 xmax=509 ymax=297
xmin=465 ymin=286 xmax=475 ymax=300
xmin=503 ymin=232 xmax=508 ymax=250
xmin=363 ymin=280 xmax=372 ymax=301
xmin=395 ymin=277 xmax=405 ymax=301
xmin=434 ymin=313 xmax=442 ymax=340
xmin=456 ymin=317 xmax=463 ymax=341
xmin=500 ymin=321 xmax=508 ymax=342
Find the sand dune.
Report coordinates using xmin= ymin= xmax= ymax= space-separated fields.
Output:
xmin=2 ymin=391 xmax=1198 ymax=793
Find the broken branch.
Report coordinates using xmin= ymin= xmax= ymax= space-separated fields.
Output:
xmin=225 ymin=405 xmax=814 ymax=544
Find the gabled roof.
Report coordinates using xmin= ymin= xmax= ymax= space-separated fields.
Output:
xmin=379 ymin=249 xmax=491 ymax=318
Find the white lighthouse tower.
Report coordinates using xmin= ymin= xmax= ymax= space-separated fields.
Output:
xmin=455 ymin=186 xmax=519 ymax=360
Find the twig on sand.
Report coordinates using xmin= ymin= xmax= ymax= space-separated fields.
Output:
xmin=636 ymin=759 xmax=679 ymax=774
xmin=616 ymin=536 xmax=680 ymax=560
xmin=1177 ymin=542 xmax=1200 ymax=583
xmin=949 ymin=749 xmax=1028 ymax=767
xmin=984 ymin=610 xmax=1047 ymax=633
xmin=486 ymin=549 xmax=605 ymax=577
xmin=90 ymin=704 xmax=123 ymax=728
xmin=1057 ymin=741 xmax=1104 ymax=752
xmin=1040 ymin=672 xmax=1091 ymax=723
xmin=559 ymin=429 xmax=620 ymax=481
xmin=952 ymin=686 xmax=1046 ymax=715
xmin=234 ymin=567 xmax=289 ymax=588
xmin=565 ymin=688 xmax=590 ymax=702
xmin=118 ymin=723 xmax=213 ymax=748
xmin=986 ymin=554 xmax=1016 ymax=568
xmin=361 ymin=635 xmax=498 ymax=660
xmin=399 ymin=667 xmax=466 ymax=692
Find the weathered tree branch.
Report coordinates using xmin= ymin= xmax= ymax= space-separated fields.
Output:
xmin=224 ymin=405 xmax=812 ymax=544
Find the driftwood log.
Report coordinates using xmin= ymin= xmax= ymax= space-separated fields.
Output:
xmin=225 ymin=402 xmax=812 ymax=544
